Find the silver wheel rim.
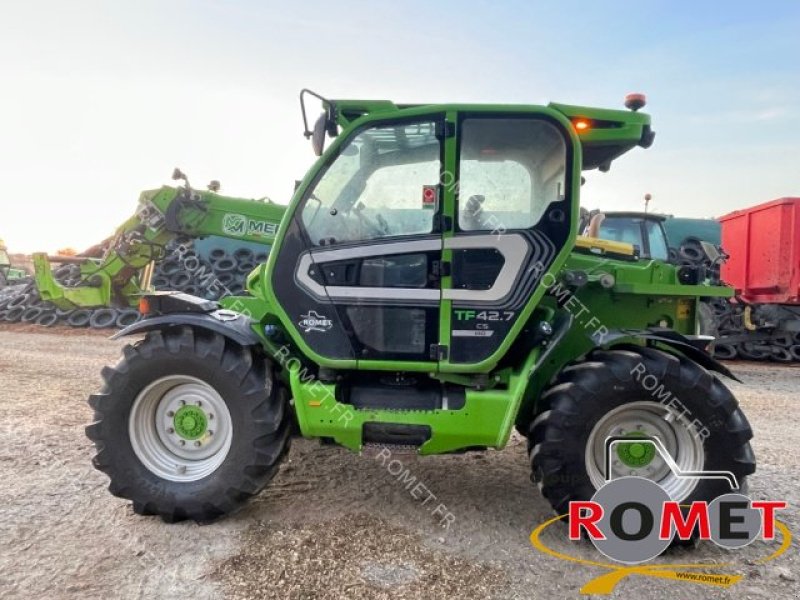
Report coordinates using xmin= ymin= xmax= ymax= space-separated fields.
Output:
xmin=129 ymin=375 xmax=233 ymax=482
xmin=585 ymin=400 xmax=705 ymax=501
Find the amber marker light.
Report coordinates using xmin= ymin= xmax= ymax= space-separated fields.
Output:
xmin=574 ymin=119 xmax=591 ymax=132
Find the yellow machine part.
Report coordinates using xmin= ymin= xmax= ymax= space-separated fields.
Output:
xmin=574 ymin=235 xmax=638 ymax=260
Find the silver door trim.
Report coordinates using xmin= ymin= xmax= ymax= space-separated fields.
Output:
xmin=296 ymin=238 xmax=441 ymax=302
xmin=443 ymin=233 xmax=530 ymax=303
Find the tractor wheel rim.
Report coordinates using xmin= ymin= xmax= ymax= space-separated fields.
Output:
xmin=129 ymin=375 xmax=233 ymax=482
xmin=585 ymin=400 xmax=705 ymax=502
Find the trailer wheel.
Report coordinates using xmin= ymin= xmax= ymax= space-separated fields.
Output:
xmin=86 ymin=327 xmax=291 ymax=522
xmin=529 ymin=346 xmax=755 ymax=515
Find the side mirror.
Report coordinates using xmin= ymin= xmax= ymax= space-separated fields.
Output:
xmin=300 ymin=89 xmax=337 ymax=157
xmin=311 ymin=112 xmax=328 ymax=157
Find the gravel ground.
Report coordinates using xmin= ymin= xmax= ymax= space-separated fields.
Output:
xmin=0 ymin=325 xmax=797 ymax=599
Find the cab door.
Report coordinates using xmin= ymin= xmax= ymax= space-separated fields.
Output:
xmin=441 ymin=113 xmax=572 ymax=366
xmin=272 ymin=115 xmax=448 ymax=366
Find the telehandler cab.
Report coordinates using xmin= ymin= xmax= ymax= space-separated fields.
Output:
xmin=87 ymin=91 xmax=754 ymax=522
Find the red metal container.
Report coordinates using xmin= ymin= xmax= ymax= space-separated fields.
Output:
xmin=720 ymin=197 xmax=800 ymax=304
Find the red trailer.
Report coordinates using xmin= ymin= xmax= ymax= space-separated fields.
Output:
xmin=720 ymin=197 xmax=800 ymax=305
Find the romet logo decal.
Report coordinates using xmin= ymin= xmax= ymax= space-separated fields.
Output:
xmin=222 ymin=213 xmax=278 ymax=239
xmin=530 ymin=435 xmax=791 ymax=594
xmin=298 ymin=310 xmax=333 ymax=333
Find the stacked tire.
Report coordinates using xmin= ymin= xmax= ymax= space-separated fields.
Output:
xmin=149 ymin=241 xmax=258 ymax=300
xmin=0 ymin=240 xmax=263 ymax=330
xmin=675 ymin=237 xmax=800 ymax=363
xmin=0 ymin=282 xmax=140 ymax=330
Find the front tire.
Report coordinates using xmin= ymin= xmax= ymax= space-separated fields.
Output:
xmin=86 ymin=326 xmax=291 ymax=522
xmin=529 ymin=345 xmax=755 ymax=515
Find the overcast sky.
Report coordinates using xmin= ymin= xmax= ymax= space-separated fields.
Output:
xmin=1 ymin=0 xmax=798 ymax=252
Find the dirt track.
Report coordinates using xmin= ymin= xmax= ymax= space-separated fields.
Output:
xmin=0 ymin=326 xmax=798 ymax=599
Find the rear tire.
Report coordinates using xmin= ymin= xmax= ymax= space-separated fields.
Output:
xmin=86 ymin=326 xmax=291 ymax=522
xmin=529 ymin=346 xmax=755 ymax=515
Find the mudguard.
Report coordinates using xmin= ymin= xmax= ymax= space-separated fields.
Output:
xmin=604 ymin=327 xmax=741 ymax=382
xmin=112 ymin=309 xmax=263 ymax=347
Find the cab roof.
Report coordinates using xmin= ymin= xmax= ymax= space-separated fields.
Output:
xmin=325 ymin=97 xmax=654 ymax=172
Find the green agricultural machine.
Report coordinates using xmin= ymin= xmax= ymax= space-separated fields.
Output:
xmin=87 ymin=91 xmax=755 ymax=523
xmin=0 ymin=239 xmax=27 ymax=286
xmin=33 ymin=171 xmax=286 ymax=310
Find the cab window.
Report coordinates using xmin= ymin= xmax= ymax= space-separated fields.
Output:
xmin=645 ymin=220 xmax=669 ymax=260
xmin=457 ymin=118 xmax=566 ymax=231
xmin=598 ymin=218 xmax=643 ymax=248
xmin=301 ymin=121 xmax=441 ymax=245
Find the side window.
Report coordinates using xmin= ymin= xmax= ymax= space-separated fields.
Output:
xmin=645 ymin=221 xmax=669 ymax=260
xmin=301 ymin=121 xmax=441 ymax=246
xmin=457 ymin=118 xmax=567 ymax=231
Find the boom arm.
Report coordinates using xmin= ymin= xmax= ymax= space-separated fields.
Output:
xmin=33 ymin=185 xmax=285 ymax=309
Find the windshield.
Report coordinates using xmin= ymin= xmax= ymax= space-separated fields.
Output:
xmin=598 ymin=216 xmax=669 ymax=260
xmin=301 ymin=121 xmax=440 ymax=246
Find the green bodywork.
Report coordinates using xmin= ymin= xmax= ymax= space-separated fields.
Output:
xmin=227 ymin=97 xmax=728 ymax=455
xmin=271 ymin=250 xmax=732 ymax=454
xmin=33 ymin=188 xmax=285 ymax=309
xmin=43 ymin=95 xmax=731 ymax=457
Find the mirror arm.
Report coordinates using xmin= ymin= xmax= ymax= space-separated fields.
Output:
xmin=300 ymin=89 xmax=335 ymax=138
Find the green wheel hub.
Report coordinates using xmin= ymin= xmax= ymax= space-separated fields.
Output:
xmin=616 ymin=434 xmax=656 ymax=468
xmin=173 ymin=405 xmax=208 ymax=440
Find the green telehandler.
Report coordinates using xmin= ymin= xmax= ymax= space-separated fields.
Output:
xmin=86 ymin=91 xmax=754 ymax=523
xmin=32 ymin=170 xmax=286 ymax=310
